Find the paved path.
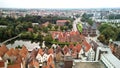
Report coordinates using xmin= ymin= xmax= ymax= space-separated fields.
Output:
xmin=0 ymin=34 xmax=21 ymax=45
xmin=72 ymin=12 xmax=84 ymax=31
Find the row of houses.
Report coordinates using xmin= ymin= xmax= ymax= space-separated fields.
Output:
xmin=0 ymin=38 xmax=96 ymax=68
xmin=0 ymin=45 xmax=27 ymax=68
xmin=52 ymin=31 xmax=84 ymax=42
xmin=31 ymin=19 xmax=70 ymax=27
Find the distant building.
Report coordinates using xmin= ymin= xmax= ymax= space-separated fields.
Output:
xmin=82 ymin=23 xmax=97 ymax=37
xmin=28 ymin=28 xmax=33 ymax=32
xmin=32 ymin=23 xmax=39 ymax=27
xmin=42 ymin=21 xmax=50 ymax=27
xmin=52 ymin=31 xmax=83 ymax=42
xmin=56 ymin=20 xmax=69 ymax=26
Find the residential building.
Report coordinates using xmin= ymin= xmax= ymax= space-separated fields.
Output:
xmin=82 ymin=22 xmax=97 ymax=37
xmin=87 ymin=48 xmax=95 ymax=61
xmin=109 ymin=41 xmax=120 ymax=59
xmin=52 ymin=31 xmax=83 ymax=42
xmin=56 ymin=20 xmax=69 ymax=26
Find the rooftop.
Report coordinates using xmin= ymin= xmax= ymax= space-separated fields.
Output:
xmin=56 ymin=20 xmax=68 ymax=23
xmin=102 ymin=54 xmax=120 ymax=68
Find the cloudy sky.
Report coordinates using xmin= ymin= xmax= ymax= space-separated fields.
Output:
xmin=0 ymin=0 xmax=120 ymax=8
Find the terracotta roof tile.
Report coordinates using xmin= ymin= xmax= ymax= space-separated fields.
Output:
xmin=8 ymin=63 xmax=21 ymax=68
xmin=15 ymin=56 xmax=22 ymax=64
xmin=0 ymin=44 xmax=8 ymax=55
xmin=76 ymin=43 xmax=82 ymax=52
xmin=47 ymin=55 xmax=55 ymax=68
xmin=47 ymin=55 xmax=53 ymax=63
xmin=42 ymin=65 xmax=49 ymax=68
xmin=82 ymin=40 xmax=91 ymax=52
xmin=30 ymin=48 xmax=39 ymax=58
xmin=38 ymin=49 xmax=43 ymax=55
xmin=69 ymin=44 xmax=74 ymax=50
xmin=6 ymin=48 xmax=13 ymax=56
xmin=50 ymin=64 xmax=55 ymax=68
xmin=0 ymin=60 xmax=4 ymax=67
xmin=52 ymin=31 xmax=83 ymax=42
xmin=0 ymin=52 xmax=3 ymax=57
xmin=72 ymin=46 xmax=77 ymax=52
xmin=19 ymin=46 xmax=28 ymax=58
xmin=80 ymin=34 xmax=85 ymax=40
xmin=33 ymin=59 xmax=39 ymax=67
xmin=63 ymin=45 xmax=69 ymax=55
xmin=12 ymin=49 xmax=19 ymax=56
xmin=48 ymin=48 xmax=54 ymax=54
xmin=29 ymin=60 xmax=34 ymax=66
xmin=56 ymin=46 xmax=62 ymax=53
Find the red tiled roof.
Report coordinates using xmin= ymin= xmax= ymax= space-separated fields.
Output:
xmin=19 ymin=45 xmax=28 ymax=58
xmin=71 ymin=46 xmax=77 ymax=58
xmin=47 ymin=55 xmax=53 ymax=64
xmin=29 ymin=60 xmax=34 ymax=66
xmin=38 ymin=49 xmax=43 ymax=55
xmin=76 ymin=31 xmax=79 ymax=35
xmin=72 ymin=46 xmax=77 ymax=52
xmin=56 ymin=46 xmax=62 ymax=53
xmin=30 ymin=49 xmax=39 ymax=58
xmin=34 ymin=60 xmax=39 ymax=67
xmin=42 ymin=66 xmax=49 ymax=68
xmin=0 ymin=52 xmax=3 ymax=57
xmin=76 ymin=43 xmax=82 ymax=52
xmin=8 ymin=63 xmax=21 ymax=68
xmin=21 ymin=45 xmax=27 ymax=50
xmin=6 ymin=48 xmax=13 ymax=56
xmin=56 ymin=20 xmax=68 ymax=23
xmin=52 ymin=31 xmax=84 ymax=43
xmin=82 ymin=40 xmax=91 ymax=52
xmin=12 ymin=49 xmax=19 ymax=56
xmin=69 ymin=44 xmax=74 ymax=49
xmin=42 ymin=21 xmax=50 ymax=27
xmin=0 ymin=44 xmax=8 ymax=56
xmin=15 ymin=55 xmax=22 ymax=64
xmin=48 ymin=48 xmax=54 ymax=54
xmin=70 ymin=31 xmax=75 ymax=35
xmin=0 ymin=60 xmax=4 ymax=67
xmin=80 ymin=34 xmax=85 ymax=40
xmin=47 ymin=55 xmax=55 ymax=68
xmin=63 ymin=45 xmax=69 ymax=55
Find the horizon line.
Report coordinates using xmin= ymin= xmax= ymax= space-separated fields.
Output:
xmin=0 ymin=7 xmax=120 ymax=9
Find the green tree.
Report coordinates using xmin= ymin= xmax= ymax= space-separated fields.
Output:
xmin=68 ymin=24 xmax=73 ymax=30
xmin=98 ymin=24 xmax=111 ymax=32
xmin=98 ymin=34 xmax=106 ymax=43
xmin=60 ymin=26 xmax=65 ymax=31
xmin=42 ymin=27 xmax=48 ymax=33
xmin=54 ymin=25 xmax=58 ymax=30
xmin=48 ymin=23 xmax=52 ymax=29
xmin=98 ymin=23 xmax=118 ymax=44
